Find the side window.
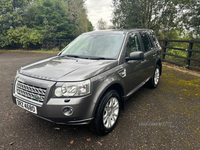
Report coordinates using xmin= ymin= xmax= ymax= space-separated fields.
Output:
xmin=149 ymin=31 xmax=160 ymax=48
xmin=126 ymin=33 xmax=141 ymax=57
xmin=139 ymin=32 xmax=153 ymax=52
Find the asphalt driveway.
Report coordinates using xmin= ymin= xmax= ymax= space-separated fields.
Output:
xmin=0 ymin=51 xmax=200 ymax=150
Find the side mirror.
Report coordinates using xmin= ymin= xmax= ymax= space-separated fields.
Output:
xmin=126 ymin=51 xmax=144 ymax=61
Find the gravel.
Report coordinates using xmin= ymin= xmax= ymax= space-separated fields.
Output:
xmin=0 ymin=51 xmax=200 ymax=150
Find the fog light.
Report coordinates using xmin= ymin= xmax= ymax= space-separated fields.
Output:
xmin=62 ymin=107 xmax=73 ymax=116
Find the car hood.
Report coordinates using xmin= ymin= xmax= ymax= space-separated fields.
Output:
xmin=20 ymin=56 xmax=118 ymax=81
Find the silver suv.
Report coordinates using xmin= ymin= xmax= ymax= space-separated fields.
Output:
xmin=12 ymin=29 xmax=162 ymax=135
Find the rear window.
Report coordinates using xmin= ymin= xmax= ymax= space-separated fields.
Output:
xmin=139 ymin=32 xmax=153 ymax=52
xmin=149 ymin=31 xmax=160 ymax=48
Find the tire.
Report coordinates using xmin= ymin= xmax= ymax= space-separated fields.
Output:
xmin=148 ymin=65 xmax=160 ymax=88
xmin=90 ymin=90 xmax=121 ymax=135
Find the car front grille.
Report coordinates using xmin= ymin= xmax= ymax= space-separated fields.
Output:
xmin=16 ymin=80 xmax=47 ymax=103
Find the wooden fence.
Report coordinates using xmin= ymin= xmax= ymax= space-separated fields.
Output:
xmin=159 ymin=40 xmax=200 ymax=71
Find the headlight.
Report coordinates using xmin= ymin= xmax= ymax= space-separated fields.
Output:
xmin=54 ymin=80 xmax=90 ymax=97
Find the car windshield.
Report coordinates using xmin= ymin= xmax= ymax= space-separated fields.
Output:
xmin=60 ymin=33 xmax=125 ymax=59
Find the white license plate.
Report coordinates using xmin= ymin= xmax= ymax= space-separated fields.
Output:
xmin=16 ymin=99 xmax=37 ymax=114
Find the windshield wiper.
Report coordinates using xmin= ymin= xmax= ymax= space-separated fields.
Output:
xmin=60 ymin=54 xmax=115 ymax=60
xmin=60 ymin=54 xmax=92 ymax=59
xmin=82 ymin=56 xmax=115 ymax=60
xmin=60 ymin=54 xmax=81 ymax=58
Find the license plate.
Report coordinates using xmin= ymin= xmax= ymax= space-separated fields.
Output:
xmin=16 ymin=99 xmax=37 ymax=114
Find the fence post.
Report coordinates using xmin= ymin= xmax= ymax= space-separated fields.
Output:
xmin=59 ymin=39 xmax=61 ymax=51
xmin=187 ymin=42 xmax=193 ymax=66
xmin=162 ymin=41 xmax=168 ymax=60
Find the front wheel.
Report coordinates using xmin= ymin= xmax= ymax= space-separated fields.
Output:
xmin=148 ymin=65 xmax=160 ymax=88
xmin=90 ymin=90 xmax=121 ymax=135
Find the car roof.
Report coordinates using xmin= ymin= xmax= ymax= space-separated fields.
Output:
xmin=84 ymin=29 xmax=153 ymax=35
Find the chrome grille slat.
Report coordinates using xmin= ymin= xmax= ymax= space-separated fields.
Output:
xmin=16 ymin=81 xmax=47 ymax=103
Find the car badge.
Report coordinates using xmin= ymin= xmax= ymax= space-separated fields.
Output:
xmin=34 ymin=95 xmax=40 ymax=100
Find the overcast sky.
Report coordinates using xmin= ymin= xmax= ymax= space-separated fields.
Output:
xmin=85 ymin=0 xmax=114 ymax=29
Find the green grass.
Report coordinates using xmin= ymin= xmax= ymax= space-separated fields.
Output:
xmin=0 ymin=49 xmax=59 ymax=54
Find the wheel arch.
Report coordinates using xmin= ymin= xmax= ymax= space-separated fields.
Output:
xmin=92 ymin=82 xmax=125 ymax=117
xmin=105 ymin=83 xmax=125 ymax=108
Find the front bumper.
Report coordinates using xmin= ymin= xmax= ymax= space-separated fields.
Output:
xmin=12 ymin=74 xmax=95 ymax=125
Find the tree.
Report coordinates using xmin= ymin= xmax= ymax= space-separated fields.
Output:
xmin=111 ymin=0 xmax=191 ymax=39
xmin=0 ymin=0 xmax=32 ymax=47
xmin=87 ymin=20 xmax=94 ymax=31
xmin=67 ymin=0 xmax=94 ymax=36
xmin=112 ymin=0 xmax=159 ymax=29
xmin=7 ymin=26 xmax=43 ymax=48
xmin=0 ymin=0 xmax=12 ymax=47
xmin=0 ymin=0 xmax=93 ymax=48
xmin=181 ymin=0 xmax=200 ymax=38
xmin=22 ymin=0 xmax=74 ymax=39
xmin=97 ymin=18 xmax=108 ymax=30
xmin=19 ymin=0 xmax=93 ymax=39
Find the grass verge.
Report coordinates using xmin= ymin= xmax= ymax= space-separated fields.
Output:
xmin=0 ymin=49 xmax=59 ymax=54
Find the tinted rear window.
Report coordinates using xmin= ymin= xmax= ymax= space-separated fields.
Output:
xmin=149 ymin=31 xmax=160 ymax=48
xmin=139 ymin=32 xmax=153 ymax=52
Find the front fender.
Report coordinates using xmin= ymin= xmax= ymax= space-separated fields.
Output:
xmin=90 ymin=67 xmax=125 ymax=117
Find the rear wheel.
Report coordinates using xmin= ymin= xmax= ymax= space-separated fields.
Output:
xmin=148 ymin=65 xmax=160 ymax=88
xmin=91 ymin=90 xmax=121 ymax=135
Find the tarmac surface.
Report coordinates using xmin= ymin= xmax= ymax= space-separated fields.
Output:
xmin=0 ymin=51 xmax=200 ymax=150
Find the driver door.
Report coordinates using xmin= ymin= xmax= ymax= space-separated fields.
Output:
xmin=123 ymin=32 xmax=146 ymax=96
